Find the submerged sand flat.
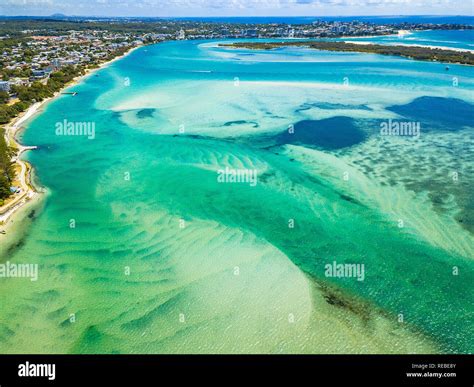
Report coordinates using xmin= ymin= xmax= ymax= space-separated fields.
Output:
xmin=0 ymin=39 xmax=472 ymax=354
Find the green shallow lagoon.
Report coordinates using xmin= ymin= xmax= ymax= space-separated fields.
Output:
xmin=0 ymin=40 xmax=473 ymax=354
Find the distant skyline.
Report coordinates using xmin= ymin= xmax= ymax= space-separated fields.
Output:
xmin=0 ymin=0 xmax=473 ymax=17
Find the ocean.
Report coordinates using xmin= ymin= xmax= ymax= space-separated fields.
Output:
xmin=0 ymin=32 xmax=473 ymax=354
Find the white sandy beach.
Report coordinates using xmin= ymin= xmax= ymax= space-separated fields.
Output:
xmin=344 ymin=40 xmax=474 ymax=54
xmin=0 ymin=44 xmax=142 ymax=235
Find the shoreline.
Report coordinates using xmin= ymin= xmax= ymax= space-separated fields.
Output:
xmin=342 ymin=40 xmax=474 ymax=54
xmin=0 ymin=44 xmax=142 ymax=236
xmin=222 ymin=40 xmax=474 ymax=65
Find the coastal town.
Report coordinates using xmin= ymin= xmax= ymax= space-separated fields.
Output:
xmin=0 ymin=17 xmax=472 ymax=107
xmin=0 ymin=16 xmax=473 ymax=230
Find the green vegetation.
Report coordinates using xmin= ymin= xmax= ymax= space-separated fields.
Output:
xmin=0 ymin=64 xmax=88 ymax=202
xmin=221 ymin=41 xmax=474 ymax=65
xmin=0 ymin=37 xmax=33 ymax=81
xmin=0 ymin=66 xmax=84 ymax=125
xmin=0 ymin=34 xmax=131 ymax=199
xmin=0 ymin=50 xmax=132 ymax=200
xmin=0 ymin=19 xmax=216 ymax=36
xmin=0 ymin=91 xmax=9 ymax=104
xmin=0 ymin=45 xmax=130 ymax=125
xmin=0 ymin=127 xmax=14 ymax=203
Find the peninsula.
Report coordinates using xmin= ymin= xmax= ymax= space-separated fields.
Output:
xmin=220 ymin=41 xmax=474 ymax=65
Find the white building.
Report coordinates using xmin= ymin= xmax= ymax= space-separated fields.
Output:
xmin=0 ymin=81 xmax=10 ymax=92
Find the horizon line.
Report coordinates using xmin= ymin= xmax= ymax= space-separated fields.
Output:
xmin=1 ymin=14 xmax=473 ymax=18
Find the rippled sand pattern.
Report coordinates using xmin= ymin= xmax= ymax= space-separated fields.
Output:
xmin=0 ymin=39 xmax=472 ymax=354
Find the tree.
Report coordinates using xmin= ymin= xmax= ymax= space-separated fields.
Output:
xmin=0 ymin=128 xmax=14 ymax=200
xmin=0 ymin=91 xmax=9 ymax=105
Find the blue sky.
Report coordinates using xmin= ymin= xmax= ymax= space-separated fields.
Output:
xmin=0 ymin=0 xmax=472 ymax=17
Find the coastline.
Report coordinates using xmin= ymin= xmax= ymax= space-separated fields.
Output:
xmin=343 ymin=40 xmax=474 ymax=54
xmin=0 ymin=44 xmax=142 ymax=237
xmin=223 ymin=40 xmax=474 ymax=65
xmin=0 ymin=27 xmax=472 ymax=356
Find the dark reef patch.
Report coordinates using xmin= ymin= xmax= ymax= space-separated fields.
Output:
xmin=387 ymin=97 xmax=474 ymax=132
xmin=136 ymin=108 xmax=156 ymax=119
xmin=224 ymin=120 xmax=259 ymax=128
xmin=5 ymin=237 xmax=26 ymax=257
xmin=339 ymin=193 xmax=363 ymax=206
xmin=295 ymin=102 xmax=372 ymax=113
xmin=275 ymin=117 xmax=367 ymax=150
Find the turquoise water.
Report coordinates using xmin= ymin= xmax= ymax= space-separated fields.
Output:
xmin=0 ymin=39 xmax=473 ymax=354
xmin=342 ymin=30 xmax=474 ymax=51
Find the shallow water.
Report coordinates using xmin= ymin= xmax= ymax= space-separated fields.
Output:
xmin=0 ymin=38 xmax=473 ymax=354
xmin=342 ymin=30 xmax=474 ymax=51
